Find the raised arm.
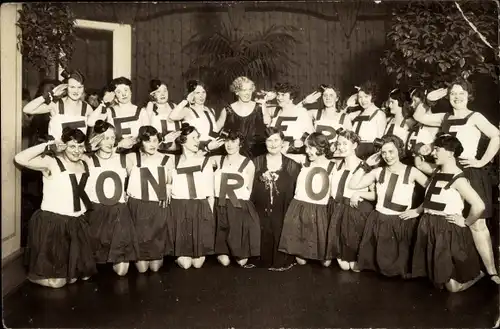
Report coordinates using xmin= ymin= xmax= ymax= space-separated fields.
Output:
xmin=169 ymin=98 xmax=192 ymax=121
xmin=14 ymin=141 xmax=56 ymax=174
xmin=217 ymin=107 xmax=228 ymax=130
xmin=412 ymin=102 xmax=445 ymax=127
xmin=375 ymin=111 xmax=387 ymax=139
xmin=348 ymin=166 xmax=379 ymax=190
xmin=411 ymin=166 xmax=430 ymax=188
xmin=414 ymin=154 xmax=436 ymax=176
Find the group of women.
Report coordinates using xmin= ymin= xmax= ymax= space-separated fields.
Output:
xmin=17 ymin=71 xmax=500 ymax=294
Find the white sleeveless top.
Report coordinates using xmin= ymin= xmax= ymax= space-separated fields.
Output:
xmin=109 ymin=104 xmax=142 ymax=139
xmin=423 ymin=171 xmax=465 ymax=216
xmin=270 ymin=106 xmax=312 ymax=142
xmin=330 ymin=159 xmax=369 ymax=200
xmin=384 ymin=117 xmax=410 ymax=143
xmin=375 ymin=166 xmax=415 ymax=215
xmin=351 ymin=106 xmax=384 ymax=142
xmin=441 ymin=112 xmax=480 ymax=159
xmin=149 ymin=102 xmax=182 ymax=136
xmin=127 ymin=152 xmax=170 ymax=201
xmin=85 ymin=153 xmax=128 ymax=205
xmin=214 ymin=156 xmax=252 ymax=202
xmin=310 ymin=109 xmax=349 ymax=142
xmin=294 ymin=160 xmax=335 ymax=205
xmin=41 ymin=157 xmax=90 ymax=217
xmin=183 ymin=107 xmax=218 ymax=142
xmin=171 ymin=155 xmax=214 ymax=199
xmin=406 ymin=124 xmax=439 ymax=151
xmin=48 ymin=99 xmax=89 ymax=139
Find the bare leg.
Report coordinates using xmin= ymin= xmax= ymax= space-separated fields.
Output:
xmin=470 ymin=219 xmax=500 ymax=284
xmin=149 ymin=259 xmax=164 ymax=272
xmin=113 ymin=262 xmax=130 ymax=276
xmin=135 ymin=260 xmax=149 ymax=273
xmin=296 ymin=257 xmax=307 ymax=265
xmin=337 ymin=259 xmax=350 ymax=271
xmin=350 ymin=261 xmax=360 ymax=273
xmin=236 ymin=258 xmax=248 ymax=267
xmin=192 ymin=256 xmax=206 ymax=269
xmin=176 ymin=256 xmax=193 ymax=269
xmin=322 ymin=260 xmax=332 ymax=267
xmin=29 ymin=278 xmax=67 ymax=289
xmin=217 ymin=255 xmax=230 ymax=266
xmin=445 ymin=271 xmax=485 ymax=293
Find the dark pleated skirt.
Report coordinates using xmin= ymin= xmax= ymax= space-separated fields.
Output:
xmin=357 ymin=210 xmax=419 ymax=278
xmin=214 ymin=198 xmax=261 ymax=258
xmin=25 ymin=210 xmax=96 ymax=280
xmin=167 ymin=198 xmax=215 ymax=257
xmin=355 ymin=142 xmax=376 ymax=160
xmin=326 ymin=198 xmax=374 ymax=261
xmin=87 ymin=202 xmax=139 ymax=264
xmin=127 ymin=197 xmax=169 ymax=260
xmin=460 ymin=165 xmax=493 ymax=218
xmin=411 ymin=213 xmax=482 ymax=288
xmin=278 ymin=199 xmax=329 ymax=261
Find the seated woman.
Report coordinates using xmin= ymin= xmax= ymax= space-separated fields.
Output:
xmin=212 ymin=131 xmax=260 ymax=267
xmin=126 ymin=126 xmax=171 ymax=274
xmin=169 ymin=80 xmax=224 ymax=155
xmin=325 ymin=129 xmax=375 ymax=271
xmin=167 ymin=124 xmax=216 ymax=269
xmin=218 ymin=76 xmax=270 ymax=158
xmin=412 ymin=133 xmax=485 ymax=292
xmin=349 ymin=135 xmax=428 ymax=278
xmin=278 ymin=133 xmax=335 ymax=266
xmin=14 ymin=128 xmax=96 ymax=288
xmin=23 ymin=70 xmax=92 ymax=140
xmin=413 ymin=78 xmax=500 ymax=284
xmin=349 ymin=81 xmax=387 ymax=160
xmin=268 ymin=82 xmax=314 ymax=154
xmin=84 ymin=120 xmax=138 ymax=276
xmin=251 ymin=127 xmax=301 ymax=271
xmin=303 ymin=84 xmax=354 ymax=142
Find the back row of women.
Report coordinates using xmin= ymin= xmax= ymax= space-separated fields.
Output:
xmin=18 ymin=71 xmax=500 ymax=293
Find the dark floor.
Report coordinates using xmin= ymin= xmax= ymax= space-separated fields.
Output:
xmin=2 ymin=257 xmax=499 ymax=329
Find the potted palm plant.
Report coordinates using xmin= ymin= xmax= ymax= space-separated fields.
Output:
xmin=183 ymin=19 xmax=301 ymax=109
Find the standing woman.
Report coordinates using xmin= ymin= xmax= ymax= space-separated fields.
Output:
xmin=384 ymin=89 xmax=416 ymax=145
xmin=218 ymin=76 xmax=270 ymax=158
xmin=213 ymin=131 xmax=261 ymax=267
xmin=278 ymin=133 xmax=335 ymax=266
xmin=350 ymin=81 xmax=387 ymax=159
xmin=169 ymin=80 xmax=224 ymax=155
xmin=89 ymin=77 xmax=142 ymax=150
xmin=251 ymin=127 xmax=301 ymax=271
xmin=126 ymin=126 xmax=171 ymax=273
xmin=412 ymin=134 xmax=485 ymax=292
xmin=325 ymin=129 xmax=375 ymax=271
xmin=268 ymin=82 xmax=315 ymax=153
xmin=305 ymin=84 xmax=354 ymax=142
xmin=14 ymin=128 xmax=96 ymax=288
xmin=405 ymin=88 xmax=439 ymax=153
xmin=84 ymin=120 xmax=138 ymax=276
xmin=167 ymin=124 xmax=216 ymax=269
xmin=23 ymin=70 xmax=92 ymax=140
xmin=349 ymin=135 xmax=428 ymax=278
xmin=413 ymin=78 xmax=500 ymax=283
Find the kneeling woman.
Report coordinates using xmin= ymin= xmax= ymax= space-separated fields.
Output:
xmin=126 ymin=126 xmax=171 ymax=273
xmin=412 ymin=134 xmax=485 ymax=292
xmin=213 ymin=131 xmax=261 ymax=267
xmin=167 ymin=124 xmax=216 ymax=269
xmin=85 ymin=120 xmax=138 ymax=276
xmin=278 ymin=132 xmax=335 ymax=266
xmin=349 ymin=135 xmax=428 ymax=278
xmin=15 ymin=128 xmax=96 ymax=288
xmin=325 ymin=129 xmax=375 ymax=271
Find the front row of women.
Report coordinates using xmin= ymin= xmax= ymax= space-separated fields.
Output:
xmin=15 ymin=122 xmax=490 ymax=293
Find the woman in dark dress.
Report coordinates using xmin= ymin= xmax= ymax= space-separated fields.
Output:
xmin=251 ymin=127 xmax=301 ymax=271
xmin=218 ymin=76 xmax=270 ymax=158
